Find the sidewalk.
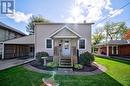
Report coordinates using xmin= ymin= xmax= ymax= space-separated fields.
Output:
xmin=0 ymin=58 xmax=35 ymax=71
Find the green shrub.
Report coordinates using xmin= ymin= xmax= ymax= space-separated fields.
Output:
xmin=79 ymin=51 xmax=94 ymax=66
xmin=46 ymin=62 xmax=58 ymax=68
xmin=36 ymin=52 xmax=49 ymax=63
xmin=74 ymin=64 xmax=83 ymax=70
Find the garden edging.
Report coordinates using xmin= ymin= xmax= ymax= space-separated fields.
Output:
xmin=23 ymin=62 xmax=107 ymax=75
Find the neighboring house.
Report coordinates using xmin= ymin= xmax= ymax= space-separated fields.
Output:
xmin=0 ymin=22 xmax=26 ymax=59
xmin=0 ymin=22 xmax=26 ymax=42
xmin=96 ymin=30 xmax=130 ymax=58
xmin=1 ymin=23 xmax=93 ymax=67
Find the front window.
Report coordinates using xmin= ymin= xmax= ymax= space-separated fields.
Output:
xmin=46 ymin=39 xmax=52 ymax=49
xmin=79 ymin=39 xmax=86 ymax=49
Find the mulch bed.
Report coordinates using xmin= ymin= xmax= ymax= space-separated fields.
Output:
xmin=30 ymin=60 xmax=98 ymax=72
xmin=73 ymin=64 xmax=98 ymax=72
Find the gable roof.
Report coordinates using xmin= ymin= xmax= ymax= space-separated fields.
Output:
xmin=0 ymin=22 xmax=26 ymax=36
xmin=49 ymin=25 xmax=82 ymax=38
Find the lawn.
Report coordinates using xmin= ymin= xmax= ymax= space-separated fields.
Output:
xmin=0 ymin=56 xmax=130 ymax=86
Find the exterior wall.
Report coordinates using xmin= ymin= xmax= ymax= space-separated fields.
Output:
xmin=118 ymin=45 xmax=130 ymax=57
xmin=0 ymin=28 xmax=23 ymax=42
xmin=4 ymin=44 xmax=33 ymax=59
xmin=98 ymin=45 xmax=130 ymax=58
xmin=35 ymin=24 xmax=91 ymax=56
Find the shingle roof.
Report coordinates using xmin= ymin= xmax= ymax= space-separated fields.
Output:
xmin=3 ymin=35 xmax=34 ymax=44
xmin=97 ymin=40 xmax=129 ymax=46
xmin=0 ymin=22 xmax=26 ymax=35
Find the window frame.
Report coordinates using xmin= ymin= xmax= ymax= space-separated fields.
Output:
xmin=78 ymin=38 xmax=86 ymax=50
xmin=45 ymin=38 xmax=53 ymax=50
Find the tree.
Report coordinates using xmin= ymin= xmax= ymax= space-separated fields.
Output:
xmin=26 ymin=15 xmax=50 ymax=35
xmin=92 ymin=28 xmax=105 ymax=45
xmin=104 ymin=22 xmax=128 ymax=40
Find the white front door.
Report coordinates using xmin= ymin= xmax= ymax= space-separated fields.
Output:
xmin=62 ymin=39 xmax=71 ymax=57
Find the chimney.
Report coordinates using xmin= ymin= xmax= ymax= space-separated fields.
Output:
xmin=83 ymin=20 xmax=86 ymax=23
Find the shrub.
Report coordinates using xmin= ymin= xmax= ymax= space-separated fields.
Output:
xmin=46 ymin=62 xmax=58 ymax=68
xmin=74 ymin=64 xmax=83 ymax=70
xmin=36 ymin=52 xmax=49 ymax=64
xmin=79 ymin=51 xmax=94 ymax=66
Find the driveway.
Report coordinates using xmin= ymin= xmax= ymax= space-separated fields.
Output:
xmin=0 ymin=58 xmax=34 ymax=70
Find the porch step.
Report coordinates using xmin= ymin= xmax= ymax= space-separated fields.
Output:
xmin=59 ymin=58 xmax=72 ymax=68
xmin=58 ymin=68 xmax=73 ymax=72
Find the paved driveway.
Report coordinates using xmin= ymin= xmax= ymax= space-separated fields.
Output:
xmin=0 ymin=58 xmax=34 ymax=70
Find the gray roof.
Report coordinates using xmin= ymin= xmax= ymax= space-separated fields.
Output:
xmin=97 ymin=40 xmax=129 ymax=46
xmin=0 ymin=22 xmax=26 ymax=35
xmin=34 ymin=22 xmax=94 ymax=25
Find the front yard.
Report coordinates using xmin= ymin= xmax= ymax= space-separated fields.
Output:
xmin=0 ymin=56 xmax=130 ymax=86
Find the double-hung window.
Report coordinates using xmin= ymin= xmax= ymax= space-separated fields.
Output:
xmin=46 ymin=39 xmax=53 ymax=49
xmin=79 ymin=38 xmax=86 ymax=49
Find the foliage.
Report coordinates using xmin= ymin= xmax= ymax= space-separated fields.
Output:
xmin=74 ymin=64 xmax=83 ymax=70
xmin=36 ymin=51 xmax=49 ymax=63
xmin=104 ymin=22 xmax=128 ymax=40
xmin=79 ymin=51 xmax=94 ymax=66
xmin=92 ymin=28 xmax=105 ymax=45
xmin=26 ymin=15 xmax=50 ymax=35
xmin=46 ymin=62 xmax=58 ymax=68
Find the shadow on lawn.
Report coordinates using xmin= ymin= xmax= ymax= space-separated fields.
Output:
xmin=95 ymin=55 xmax=130 ymax=65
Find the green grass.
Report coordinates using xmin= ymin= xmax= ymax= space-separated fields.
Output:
xmin=0 ymin=56 xmax=130 ymax=86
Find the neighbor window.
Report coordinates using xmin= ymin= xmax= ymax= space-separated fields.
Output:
xmin=46 ymin=39 xmax=52 ymax=49
xmin=79 ymin=39 xmax=86 ymax=49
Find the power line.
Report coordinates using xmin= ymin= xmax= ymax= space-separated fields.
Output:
xmin=95 ymin=1 xmax=130 ymax=25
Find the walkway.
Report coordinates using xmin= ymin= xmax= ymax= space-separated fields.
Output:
xmin=0 ymin=58 xmax=34 ymax=70
xmin=24 ymin=62 xmax=107 ymax=75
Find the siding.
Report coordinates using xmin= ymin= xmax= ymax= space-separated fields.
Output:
xmin=35 ymin=24 xmax=92 ymax=56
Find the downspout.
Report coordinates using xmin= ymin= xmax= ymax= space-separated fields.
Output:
xmin=2 ymin=43 xmax=4 ymax=60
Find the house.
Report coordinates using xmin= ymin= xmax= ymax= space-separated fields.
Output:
xmin=0 ymin=22 xmax=26 ymax=59
xmin=1 ymin=23 xmax=94 ymax=67
xmin=96 ymin=30 xmax=130 ymax=58
xmin=34 ymin=23 xmax=93 ymax=66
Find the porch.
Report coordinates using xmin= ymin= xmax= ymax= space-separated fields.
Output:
xmin=53 ymin=38 xmax=78 ymax=67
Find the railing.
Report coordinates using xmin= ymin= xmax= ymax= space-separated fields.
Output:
xmin=54 ymin=46 xmax=62 ymax=56
xmin=54 ymin=46 xmax=78 ymax=66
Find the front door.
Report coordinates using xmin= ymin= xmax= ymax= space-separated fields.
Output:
xmin=62 ymin=39 xmax=71 ymax=57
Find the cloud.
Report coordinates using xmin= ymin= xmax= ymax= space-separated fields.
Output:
xmin=109 ymin=9 xmax=124 ymax=17
xmin=66 ymin=0 xmax=124 ymax=23
xmin=96 ymin=23 xmax=104 ymax=27
xmin=6 ymin=11 xmax=32 ymax=23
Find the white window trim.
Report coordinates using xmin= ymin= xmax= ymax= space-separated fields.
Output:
xmin=112 ymin=46 xmax=118 ymax=55
xmin=78 ymin=38 xmax=86 ymax=50
xmin=45 ymin=38 xmax=53 ymax=50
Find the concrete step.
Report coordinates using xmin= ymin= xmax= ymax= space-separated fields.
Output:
xmin=58 ymin=68 xmax=73 ymax=72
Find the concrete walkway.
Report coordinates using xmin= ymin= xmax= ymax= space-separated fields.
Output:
xmin=24 ymin=62 xmax=107 ymax=75
xmin=0 ymin=58 xmax=35 ymax=71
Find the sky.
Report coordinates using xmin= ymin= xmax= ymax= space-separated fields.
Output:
xmin=0 ymin=0 xmax=130 ymax=34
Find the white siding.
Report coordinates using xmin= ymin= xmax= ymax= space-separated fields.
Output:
xmin=35 ymin=24 xmax=92 ymax=56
